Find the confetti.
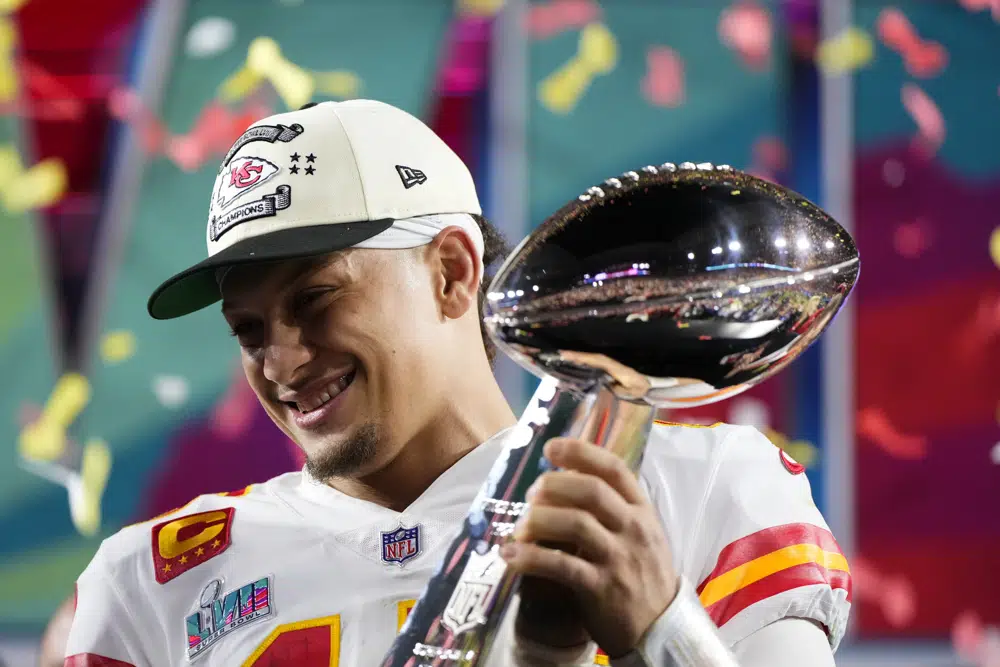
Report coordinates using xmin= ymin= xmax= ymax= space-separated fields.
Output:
xmin=109 ymin=90 xmax=273 ymax=172
xmin=221 ymin=37 xmax=313 ymax=110
xmin=990 ymin=226 xmax=1000 ymax=270
xmin=457 ymin=0 xmax=505 ymax=17
xmin=952 ymin=610 xmax=1000 ymax=667
xmin=641 ymin=46 xmax=684 ymax=108
xmin=219 ymin=37 xmax=360 ymax=110
xmin=765 ymin=428 xmax=819 ymax=469
xmin=185 ymin=16 xmax=236 ymax=59
xmin=538 ymin=22 xmax=618 ymax=115
xmin=718 ymin=1 xmax=772 ymax=72
xmin=882 ymin=158 xmax=905 ymax=187
xmin=100 ymin=330 xmax=136 ymax=364
xmin=876 ymin=7 xmax=948 ymax=78
xmin=0 ymin=17 xmax=17 ymax=103
xmin=19 ymin=438 xmax=112 ymax=537
xmin=956 ymin=294 xmax=1000 ymax=364
xmin=851 ymin=556 xmax=918 ymax=628
xmin=152 ymin=375 xmax=190 ymax=409
xmin=893 ymin=218 xmax=933 ymax=259
xmin=211 ymin=371 xmax=258 ymax=439
xmin=72 ymin=438 xmax=112 ymax=537
xmin=18 ymin=373 xmax=91 ymax=463
xmin=856 ymin=406 xmax=928 ymax=459
xmin=815 ymin=26 xmax=874 ymax=75
xmin=525 ymin=0 xmax=602 ymax=40
xmin=0 ymin=144 xmax=68 ymax=212
xmin=957 ymin=0 xmax=1000 ymax=23
xmin=901 ymin=83 xmax=945 ymax=159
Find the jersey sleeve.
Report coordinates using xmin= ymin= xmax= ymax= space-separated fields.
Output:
xmin=64 ymin=544 xmax=149 ymax=667
xmin=687 ymin=425 xmax=851 ymax=650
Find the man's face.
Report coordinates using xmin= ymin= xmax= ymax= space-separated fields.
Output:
xmin=219 ymin=248 xmax=446 ymax=479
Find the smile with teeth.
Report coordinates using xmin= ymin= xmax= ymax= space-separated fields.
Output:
xmin=291 ymin=371 xmax=355 ymax=413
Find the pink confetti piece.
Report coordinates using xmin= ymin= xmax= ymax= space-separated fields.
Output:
xmin=857 ymin=406 xmax=929 ymax=459
xmin=210 ymin=368 xmax=258 ymax=440
xmin=876 ymin=8 xmax=948 ymax=78
xmin=851 ymin=556 xmax=918 ymax=628
xmin=958 ymin=0 xmax=1000 ymax=22
xmin=526 ymin=0 xmax=602 ymax=40
xmin=718 ymin=1 xmax=772 ymax=71
xmin=893 ymin=218 xmax=933 ymax=259
xmin=641 ymin=46 xmax=684 ymax=108
xmin=901 ymin=83 xmax=945 ymax=159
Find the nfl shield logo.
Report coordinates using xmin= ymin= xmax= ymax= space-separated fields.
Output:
xmin=382 ymin=525 xmax=421 ymax=566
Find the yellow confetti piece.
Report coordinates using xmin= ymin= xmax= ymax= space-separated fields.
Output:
xmin=766 ymin=428 xmax=819 ymax=469
xmin=220 ymin=37 xmax=314 ymax=110
xmin=0 ymin=144 xmax=68 ymax=213
xmin=0 ymin=17 xmax=17 ymax=103
xmin=538 ymin=22 xmax=618 ymax=114
xmin=18 ymin=373 xmax=91 ymax=462
xmin=100 ymin=330 xmax=137 ymax=364
xmin=816 ymin=26 xmax=874 ymax=75
xmin=989 ymin=226 xmax=1000 ymax=270
xmin=0 ymin=0 xmax=31 ymax=14
xmin=71 ymin=438 xmax=112 ymax=537
xmin=458 ymin=0 xmax=505 ymax=16
xmin=311 ymin=70 xmax=361 ymax=99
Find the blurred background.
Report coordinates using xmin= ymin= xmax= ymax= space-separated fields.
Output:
xmin=0 ymin=0 xmax=997 ymax=665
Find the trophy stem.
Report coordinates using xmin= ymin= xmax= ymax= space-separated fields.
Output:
xmin=381 ymin=376 xmax=656 ymax=666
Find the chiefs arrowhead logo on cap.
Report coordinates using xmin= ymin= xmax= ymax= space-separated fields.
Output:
xmin=216 ymin=156 xmax=280 ymax=209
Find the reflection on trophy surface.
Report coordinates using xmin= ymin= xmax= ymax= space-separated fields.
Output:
xmin=381 ymin=162 xmax=859 ymax=666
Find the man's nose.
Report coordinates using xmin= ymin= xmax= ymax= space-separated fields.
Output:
xmin=262 ymin=323 xmax=315 ymax=386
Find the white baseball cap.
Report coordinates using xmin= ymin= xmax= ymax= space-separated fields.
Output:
xmin=147 ymin=99 xmax=484 ymax=320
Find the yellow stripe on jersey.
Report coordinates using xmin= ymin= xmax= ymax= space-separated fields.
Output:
xmin=698 ymin=543 xmax=850 ymax=608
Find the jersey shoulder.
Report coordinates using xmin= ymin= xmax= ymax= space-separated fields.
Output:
xmin=95 ymin=471 xmax=303 ymax=587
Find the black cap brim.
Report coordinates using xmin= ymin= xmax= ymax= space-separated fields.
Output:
xmin=147 ymin=219 xmax=394 ymax=320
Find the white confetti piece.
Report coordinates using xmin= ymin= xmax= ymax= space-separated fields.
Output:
xmin=153 ymin=375 xmax=190 ymax=409
xmin=185 ymin=17 xmax=236 ymax=59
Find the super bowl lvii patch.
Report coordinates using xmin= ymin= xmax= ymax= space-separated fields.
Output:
xmin=186 ymin=576 xmax=272 ymax=660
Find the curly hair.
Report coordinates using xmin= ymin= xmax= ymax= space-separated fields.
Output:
xmin=470 ymin=214 xmax=512 ymax=367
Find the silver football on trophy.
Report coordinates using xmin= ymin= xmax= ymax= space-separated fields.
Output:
xmin=484 ymin=162 xmax=860 ymax=408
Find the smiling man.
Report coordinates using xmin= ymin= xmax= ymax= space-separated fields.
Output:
xmin=63 ymin=100 xmax=850 ymax=666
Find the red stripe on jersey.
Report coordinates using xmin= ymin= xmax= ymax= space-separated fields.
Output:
xmin=696 ymin=523 xmax=844 ymax=594
xmin=65 ymin=654 xmax=137 ymax=667
xmin=704 ymin=560 xmax=852 ymax=628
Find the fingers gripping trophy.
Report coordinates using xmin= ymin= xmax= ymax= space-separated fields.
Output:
xmin=381 ymin=162 xmax=860 ymax=666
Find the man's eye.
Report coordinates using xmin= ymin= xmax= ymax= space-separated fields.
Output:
xmin=294 ymin=289 xmax=332 ymax=315
xmin=229 ymin=322 xmax=262 ymax=345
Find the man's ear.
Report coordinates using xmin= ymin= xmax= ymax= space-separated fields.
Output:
xmin=429 ymin=226 xmax=483 ymax=320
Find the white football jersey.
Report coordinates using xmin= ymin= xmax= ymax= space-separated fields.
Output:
xmin=65 ymin=421 xmax=850 ymax=667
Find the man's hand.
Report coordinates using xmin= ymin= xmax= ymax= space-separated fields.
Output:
xmin=500 ymin=437 xmax=679 ymax=658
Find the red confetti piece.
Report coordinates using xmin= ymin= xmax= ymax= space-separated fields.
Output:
xmin=525 ymin=0 xmax=602 ymax=40
xmin=857 ymin=406 xmax=929 ymax=459
xmin=108 ymin=87 xmax=273 ymax=172
xmin=718 ymin=1 xmax=772 ymax=71
xmin=851 ymin=556 xmax=918 ymax=628
xmin=641 ymin=46 xmax=684 ymax=108
xmin=901 ymin=83 xmax=945 ymax=159
xmin=893 ymin=218 xmax=933 ymax=259
xmin=876 ymin=7 xmax=948 ymax=78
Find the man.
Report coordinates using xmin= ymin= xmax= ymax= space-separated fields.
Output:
xmin=64 ymin=100 xmax=850 ymax=666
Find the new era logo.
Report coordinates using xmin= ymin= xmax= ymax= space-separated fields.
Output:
xmin=396 ymin=165 xmax=427 ymax=189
